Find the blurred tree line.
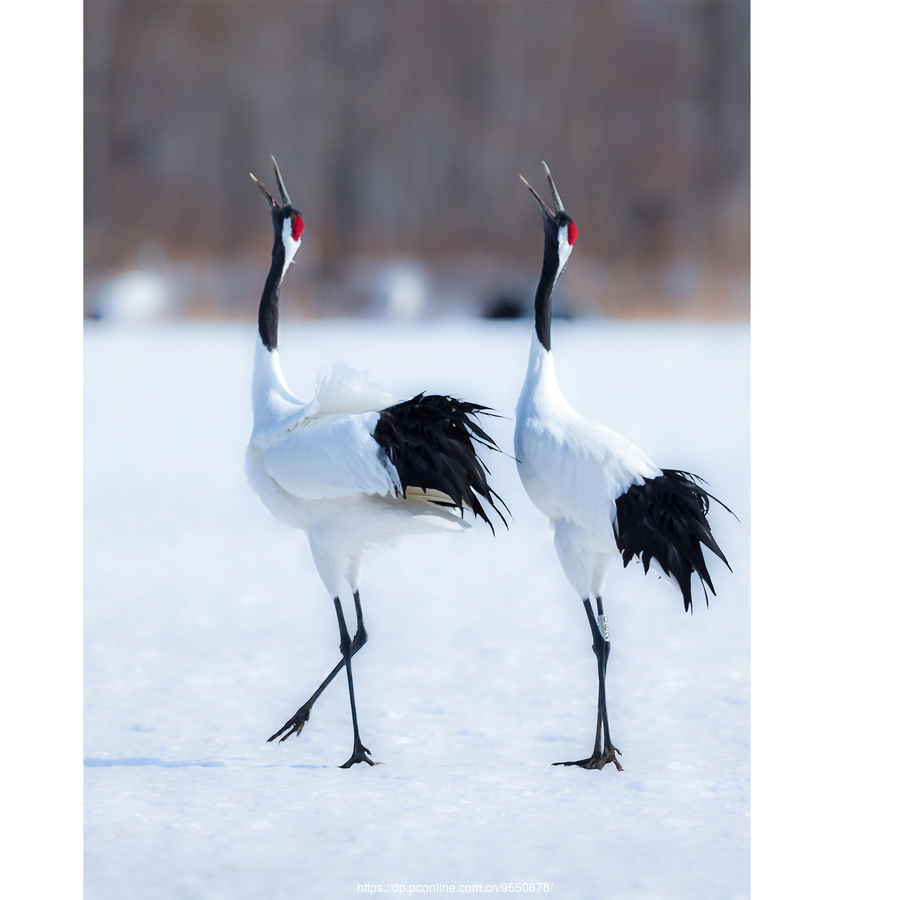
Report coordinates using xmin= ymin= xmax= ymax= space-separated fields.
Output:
xmin=84 ymin=0 xmax=749 ymax=318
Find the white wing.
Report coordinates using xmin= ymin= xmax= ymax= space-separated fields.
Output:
xmin=261 ymin=410 xmax=401 ymax=502
xmin=515 ymin=409 xmax=660 ymax=534
xmin=312 ymin=360 xmax=396 ymax=416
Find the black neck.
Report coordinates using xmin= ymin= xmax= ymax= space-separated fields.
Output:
xmin=258 ymin=233 xmax=286 ymax=352
xmin=534 ymin=225 xmax=559 ymax=352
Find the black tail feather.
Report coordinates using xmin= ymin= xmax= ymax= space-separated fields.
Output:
xmin=614 ymin=469 xmax=731 ymax=612
xmin=373 ymin=394 xmax=508 ymax=533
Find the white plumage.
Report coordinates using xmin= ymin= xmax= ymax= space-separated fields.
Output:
xmin=246 ymin=356 xmax=472 ymax=595
xmin=245 ymin=158 xmax=503 ymax=767
xmin=515 ymin=163 xmax=730 ymax=771
xmin=516 ymin=333 xmax=661 ymax=592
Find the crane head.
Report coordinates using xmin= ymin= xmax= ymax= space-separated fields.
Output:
xmin=250 ymin=156 xmax=305 ymax=248
xmin=520 ymin=162 xmax=578 ymax=276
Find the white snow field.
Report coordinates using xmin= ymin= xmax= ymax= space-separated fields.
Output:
xmin=84 ymin=317 xmax=749 ymax=900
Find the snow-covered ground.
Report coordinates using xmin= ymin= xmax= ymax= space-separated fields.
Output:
xmin=84 ymin=317 xmax=749 ymax=900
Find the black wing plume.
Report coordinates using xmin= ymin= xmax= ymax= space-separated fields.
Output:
xmin=614 ymin=469 xmax=732 ymax=612
xmin=373 ymin=394 xmax=508 ymax=534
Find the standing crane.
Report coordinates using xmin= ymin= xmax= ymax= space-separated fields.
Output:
xmin=246 ymin=157 xmax=505 ymax=768
xmin=514 ymin=163 xmax=731 ymax=771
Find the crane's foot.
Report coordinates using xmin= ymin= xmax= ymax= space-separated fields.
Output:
xmin=267 ymin=704 xmax=311 ymax=743
xmin=339 ymin=742 xmax=379 ymax=768
xmin=553 ymin=746 xmax=623 ymax=771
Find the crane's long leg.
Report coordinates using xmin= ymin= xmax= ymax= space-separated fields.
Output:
xmin=267 ymin=591 xmax=368 ymax=743
xmin=553 ymin=596 xmax=623 ymax=771
xmin=333 ymin=595 xmax=376 ymax=767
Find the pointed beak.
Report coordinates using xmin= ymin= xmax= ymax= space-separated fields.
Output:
xmin=542 ymin=161 xmax=566 ymax=215
xmin=250 ymin=172 xmax=278 ymax=210
xmin=520 ymin=161 xmax=565 ymax=220
xmin=270 ymin=155 xmax=292 ymax=208
xmin=519 ymin=174 xmax=556 ymax=220
xmin=250 ymin=156 xmax=294 ymax=210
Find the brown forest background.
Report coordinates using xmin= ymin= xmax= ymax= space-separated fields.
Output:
xmin=84 ymin=0 xmax=749 ymax=320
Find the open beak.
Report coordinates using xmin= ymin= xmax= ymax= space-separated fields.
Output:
xmin=519 ymin=161 xmax=566 ymax=219
xmin=250 ymin=155 xmax=293 ymax=209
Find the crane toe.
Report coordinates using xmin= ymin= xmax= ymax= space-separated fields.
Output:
xmin=339 ymin=746 xmax=379 ymax=768
xmin=267 ymin=704 xmax=311 ymax=743
xmin=553 ymin=747 xmax=623 ymax=771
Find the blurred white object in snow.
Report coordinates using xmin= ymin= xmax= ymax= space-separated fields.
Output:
xmin=93 ymin=242 xmax=170 ymax=322
xmin=371 ymin=260 xmax=429 ymax=319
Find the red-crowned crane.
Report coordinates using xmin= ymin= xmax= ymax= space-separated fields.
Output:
xmin=246 ymin=158 xmax=505 ymax=768
xmin=514 ymin=163 xmax=731 ymax=771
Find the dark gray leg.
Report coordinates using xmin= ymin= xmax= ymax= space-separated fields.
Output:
xmin=333 ymin=595 xmax=375 ymax=767
xmin=268 ymin=591 xmax=368 ymax=744
xmin=553 ymin=596 xmax=623 ymax=771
